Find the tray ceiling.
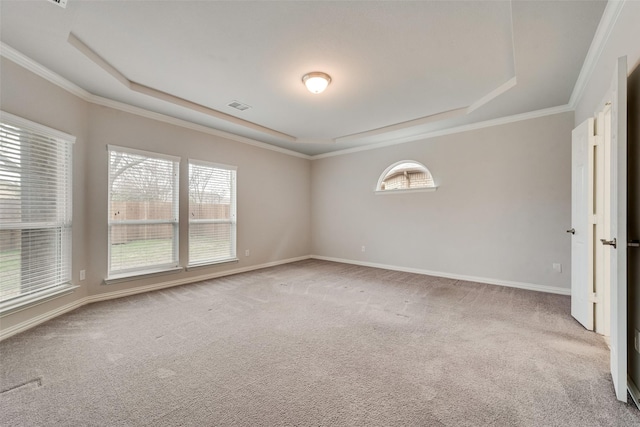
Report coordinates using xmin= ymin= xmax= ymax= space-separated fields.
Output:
xmin=0 ymin=1 xmax=606 ymax=155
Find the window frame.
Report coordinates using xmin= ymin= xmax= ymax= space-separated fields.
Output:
xmin=375 ymin=160 xmax=437 ymax=194
xmin=187 ymin=159 xmax=238 ymax=268
xmin=0 ymin=111 xmax=77 ymax=315
xmin=107 ymin=145 xmax=181 ymax=280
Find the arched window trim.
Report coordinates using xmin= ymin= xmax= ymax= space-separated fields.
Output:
xmin=375 ymin=160 xmax=437 ymax=194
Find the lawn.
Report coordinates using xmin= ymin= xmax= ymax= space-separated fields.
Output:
xmin=0 ymin=249 xmax=20 ymax=300
xmin=110 ymin=237 xmax=231 ymax=270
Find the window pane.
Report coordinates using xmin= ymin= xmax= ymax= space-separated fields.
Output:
xmin=0 ymin=118 xmax=72 ymax=304
xmin=0 ymin=228 xmax=71 ymax=300
xmin=108 ymin=147 xmax=179 ymax=277
xmin=0 ymin=235 xmax=20 ymax=301
xmin=189 ymin=223 xmax=234 ymax=265
xmin=109 ymin=151 xmax=177 ymax=219
xmin=110 ymin=200 xmax=175 ymax=222
xmin=189 ymin=166 xmax=233 ymax=220
xmin=110 ymin=224 xmax=176 ymax=272
xmin=378 ymin=161 xmax=435 ymax=191
xmin=188 ymin=161 xmax=236 ymax=265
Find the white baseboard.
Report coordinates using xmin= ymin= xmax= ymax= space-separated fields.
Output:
xmin=86 ymin=255 xmax=311 ymax=304
xmin=310 ymin=255 xmax=571 ymax=296
xmin=1 ymin=254 xmax=571 ymax=341
xmin=0 ymin=297 xmax=88 ymax=341
xmin=0 ymin=255 xmax=311 ymax=341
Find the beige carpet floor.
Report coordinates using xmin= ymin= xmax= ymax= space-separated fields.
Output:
xmin=1 ymin=259 xmax=639 ymax=426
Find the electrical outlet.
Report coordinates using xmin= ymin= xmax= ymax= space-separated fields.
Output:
xmin=245 ymin=250 xmax=250 ymax=257
xmin=361 ymin=246 xmax=366 ymax=252
xmin=552 ymin=263 xmax=562 ymax=273
xmin=635 ymin=329 xmax=640 ymax=353
xmin=80 ymin=270 xmax=86 ymax=281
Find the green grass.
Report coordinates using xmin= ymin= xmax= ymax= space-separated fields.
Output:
xmin=1 ymin=237 xmax=233 ymax=299
xmin=111 ymin=237 xmax=232 ymax=271
xmin=0 ymin=249 xmax=20 ymax=300
xmin=110 ymin=238 xmax=175 ymax=270
xmin=189 ymin=236 xmax=232 ymax=264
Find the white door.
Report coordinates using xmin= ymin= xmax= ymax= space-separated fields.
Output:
xmin=601 ymin=55 xmax=628 ymax=402
xmin=571 ymin=118 xmax=595 ymax=330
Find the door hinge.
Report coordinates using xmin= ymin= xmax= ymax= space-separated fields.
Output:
xmin=589 ymin=292 xmax=599 ymax=303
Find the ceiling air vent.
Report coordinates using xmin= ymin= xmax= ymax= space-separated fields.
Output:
xmin=48 ymin=0 xmax=68 ymax=8
xmin=227 ymin=101 xmax=251 ymax=112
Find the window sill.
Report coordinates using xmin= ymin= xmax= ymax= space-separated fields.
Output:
xmin=186 ymin=258 xmax=239 ymax=271
xmin=0 ymin=283 xmax=79 ymax=317
xmin=104 ymin=266 xmax=184 ymax=285
xmin=375 ymin=186 xmax=438 ymax=195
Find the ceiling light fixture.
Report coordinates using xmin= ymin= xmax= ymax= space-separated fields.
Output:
xmin=302 ymin=72 xmax=331 ymax=94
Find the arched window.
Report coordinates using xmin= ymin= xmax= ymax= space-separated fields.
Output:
xmin=376 ymin=161 xmax=437 ymax=193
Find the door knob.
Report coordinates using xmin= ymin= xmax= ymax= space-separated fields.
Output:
xmin=566 ymin=228 xmax=575 ymax=234
xmin=601 ymin=238 xmax=617 ymax=248
xmin=629 ymin=240 xmax=640 ymax=248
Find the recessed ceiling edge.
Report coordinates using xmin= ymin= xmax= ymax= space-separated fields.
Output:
xmin=67 ymin=32 xmax=296 ymax=142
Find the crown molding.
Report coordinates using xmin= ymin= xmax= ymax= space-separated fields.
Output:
xmin=0 ymin=110 xmax=77 ymax=143
xmin=568 ymin=0 xmax=626 ymax=108
xmin=337 ymin=76 xmax=517 ymax=145
xmin=336 ymin=107 xmax=469 ymax=143
xmin=336 ymin=1 xmax=518 ymax=145
xmin=311 ymin=104 xmax=573 ymax=160
xmin=4 ymin=0 xmax=610 ymax=165
xmin=1 ymin=42 xmax=92 ymax=100
xmin=316 ymin=0 xmax=621 ymax=160
xmin=0 ymin=42 xmax=311 ymax=160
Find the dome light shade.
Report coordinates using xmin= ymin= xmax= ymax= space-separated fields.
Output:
xmin=302 ymin=72 xmax=331 ymax=94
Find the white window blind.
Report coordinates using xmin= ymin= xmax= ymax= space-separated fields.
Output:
xmin=0 ymin=113 xmax=73 ymax=305
xmin=108 ymin=145 xmax=179 ymax=278
xmin=188 ymin=160 xmax=237 ymax=266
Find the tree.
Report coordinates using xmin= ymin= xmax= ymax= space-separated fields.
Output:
xmin=189 ymin=165 xmax=231 ymax=219
xmin=110 ymin=152 xmax=175 ymax=202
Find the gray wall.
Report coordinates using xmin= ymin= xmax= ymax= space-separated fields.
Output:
xmin=0 ymin=58 xmax=89 ymax=331
xmin=311 ymin=112 xmax=574 ymax=292
xmin=3 ymin=0 xmax=637 ymax=337
xmin=85 ymin=106 xmax=311 ymax=297
xmin=0 ymin=57 xmax=311 ymax=332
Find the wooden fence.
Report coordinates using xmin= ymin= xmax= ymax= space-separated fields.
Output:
xmin=110 ymin=201 xmax=230 ymax=244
